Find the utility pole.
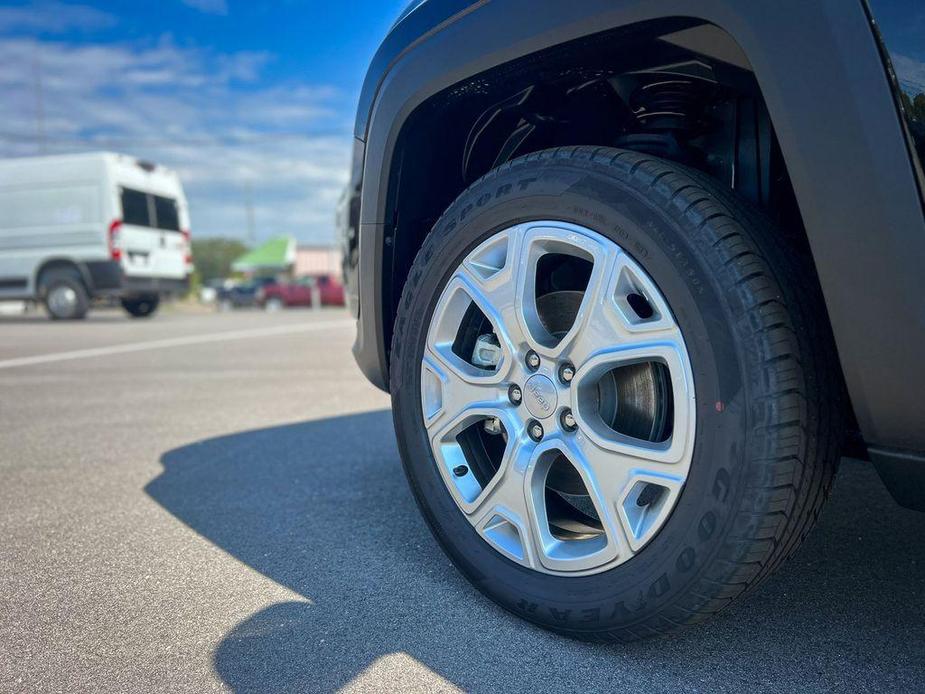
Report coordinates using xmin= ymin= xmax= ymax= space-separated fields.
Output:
xmin=32 ymin=51 xmax=47 ymax=154
xmin=244 ymin=180 xmax=256 ymax=246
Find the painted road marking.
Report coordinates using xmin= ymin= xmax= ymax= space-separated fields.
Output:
xmin=0 ymin=320 xmax=354 ymax=370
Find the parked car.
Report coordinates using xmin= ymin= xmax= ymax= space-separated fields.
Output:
xmin=0 ymin=152 xmax=192 ymax=319
xmin=257 ymin=275 xmax=346 ymax=310
xmin=199 ymin=278 xmax=224 ymax=304
xmin=215 ymin=276 xmax=276 ymax=310
xmin=338 ymin=0 xmax=925 ymax=641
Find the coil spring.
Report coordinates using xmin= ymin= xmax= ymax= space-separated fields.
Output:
xmin=630 ymin=78 xmax=706 ymax=131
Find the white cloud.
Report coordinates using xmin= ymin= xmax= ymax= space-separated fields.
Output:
xmin=0 ymin=2 xmax=116 ymax=34
xmin=893 ymin=53 xmax=925 ymax=96
xmin=0 ymin=37 xmax=352 ymax=244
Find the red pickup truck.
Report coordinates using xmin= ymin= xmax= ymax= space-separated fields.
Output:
xmin=256 ymin=275 xmax=345 ymax=310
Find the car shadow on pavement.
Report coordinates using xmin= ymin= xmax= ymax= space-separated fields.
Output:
xmin=146 ymin=410 xmax=925 ymax=692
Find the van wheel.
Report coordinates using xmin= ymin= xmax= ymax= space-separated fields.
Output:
xmin=389 ymin=146 xmax=843 ymax=642
xmin=42 ymin=270 xmax=89 ymax=320
xmin=265 ymin=297 xmax=285 ymax=312
xmin=121 ymin=294 xmax=160 ymax=318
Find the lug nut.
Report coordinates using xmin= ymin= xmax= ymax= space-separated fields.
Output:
xmin=453 ymin=465 xmax=469 ymax=477
xmin=525 ymin=350 xmax=540 ymax=370
xmin=528 ymin=420 xmax=544 ymax=442
xmin=558 ymin=362 xmax=575 ymax=384
xmin=508 ymin=384 xmax=522 ymax=405
xmin=560 ymin=408 xmax=578 ymax=432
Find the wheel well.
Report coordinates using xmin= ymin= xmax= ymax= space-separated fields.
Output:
xmin=35 ymin=259 xmax=87 ymax=296
xmin=382 ymin=19 xmax=813 ymax=349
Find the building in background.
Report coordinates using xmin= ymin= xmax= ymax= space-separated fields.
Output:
xmin=295 ymin=245 xmax=342 ymax=276
xmin=231 ymin=235 xmax=296 ymax=276
xmin=230 ymin=236 xmax=342 ymax=279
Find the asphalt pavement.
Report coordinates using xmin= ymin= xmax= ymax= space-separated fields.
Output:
xmin=1 ymin=307 xmax=923 ymax=693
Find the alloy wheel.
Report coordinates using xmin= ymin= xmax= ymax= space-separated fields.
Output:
xmin=420 ymin=222 xmax=695 ymax=575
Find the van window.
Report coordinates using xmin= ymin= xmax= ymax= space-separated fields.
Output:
xmin=120 ymin=188 xmax=182 ymax=231
xmin=121 ymin=188 xmax=151 ymax=227
xmin=154 ymin=195 xmax=180 ymax=231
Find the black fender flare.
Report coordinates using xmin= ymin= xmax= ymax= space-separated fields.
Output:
xmin=354 ymin=0 xmax=925 ymax=453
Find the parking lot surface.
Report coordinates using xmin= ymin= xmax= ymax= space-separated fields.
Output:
xmin=1 ymin=308 xmax=924 ymax=692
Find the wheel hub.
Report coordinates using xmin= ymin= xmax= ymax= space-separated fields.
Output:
xmin=48 ymin=286 xmax=77 ymax=315
xmin=523 ymin=374 xmax=557 ymax=419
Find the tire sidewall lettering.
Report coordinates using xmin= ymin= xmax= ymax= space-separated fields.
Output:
xmin=394 ymin=155 xmax=748 ymax=636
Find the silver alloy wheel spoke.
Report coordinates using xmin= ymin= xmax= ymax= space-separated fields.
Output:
xmin=524 ymin=439 xmax=624 ymax=572
xmin=515 ymin=225 xmax=618 ymax=360
xmin=456 ymin=226 xmax=540 ymax=356
xmin=570 ymin=342 xmax=694 ymax=464
xmin=468 ymin=435 xmax=544 ymax=569
xmin=565 ymin=252 xmax=686 ymax=367
xmin=562 ymin=433 xmax=684 ymax=554
xmin=421 ymin=221 xmax=695 ymax=576
xmin=422 ymin=348 xmax=512 ymax=446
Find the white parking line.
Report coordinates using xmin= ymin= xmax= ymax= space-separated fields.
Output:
xmin=0 ymin=320 xmax=354 ymax=370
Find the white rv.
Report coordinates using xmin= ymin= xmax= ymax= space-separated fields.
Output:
xmin=0 ymin=152 xmax=193 ymax=319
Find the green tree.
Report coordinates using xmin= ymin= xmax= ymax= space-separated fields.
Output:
xmin=913 ymin=92 xmax=925 ymax=123
xmin=190 ymin=237 xmax=250 ymax=282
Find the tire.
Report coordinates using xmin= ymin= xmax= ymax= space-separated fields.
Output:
xmin=265 ymin=297 xmax=285 ymax=312
xmin=42 ymin=269 xmax=89 ymax=320
xmin=390 ymin=146 xmax=843 ymax=642
xmin=121 ymin=294 xmax=160 ymax=318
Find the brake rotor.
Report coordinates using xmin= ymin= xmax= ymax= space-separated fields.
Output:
xmin=597 ymin=362 xmax=673 ymax=443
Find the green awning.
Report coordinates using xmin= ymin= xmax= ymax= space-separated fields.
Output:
xmin=231 ymin=236 xmax=296 ymax=272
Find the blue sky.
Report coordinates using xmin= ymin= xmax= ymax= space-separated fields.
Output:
xmin=872 ymin=0 xmax=925 ymax=95
xmin=3 ymin=1 xmax=923 ymax=246
xmin=0 ymin=0 xmax=407 ymax=243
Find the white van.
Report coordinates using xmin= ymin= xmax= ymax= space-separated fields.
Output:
xmin=0 ymin=152 xmax=193 ymax=319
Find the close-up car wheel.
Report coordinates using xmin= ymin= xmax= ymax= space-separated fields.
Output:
xmin=390 ymin=147 xmax=843 ymax=641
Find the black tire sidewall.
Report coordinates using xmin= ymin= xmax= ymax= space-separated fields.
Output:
xmin=122 ymin=294 xmax=160 ymax=318
xmin=391 ymin=157 xmax=753 ymax=634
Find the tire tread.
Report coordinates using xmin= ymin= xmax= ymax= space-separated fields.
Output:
xmin=390 ymin=146 xmax=843 ymax=642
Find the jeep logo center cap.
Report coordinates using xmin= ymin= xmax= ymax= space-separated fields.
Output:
xmin=524 ymin=374 xmax=558 ymax=419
